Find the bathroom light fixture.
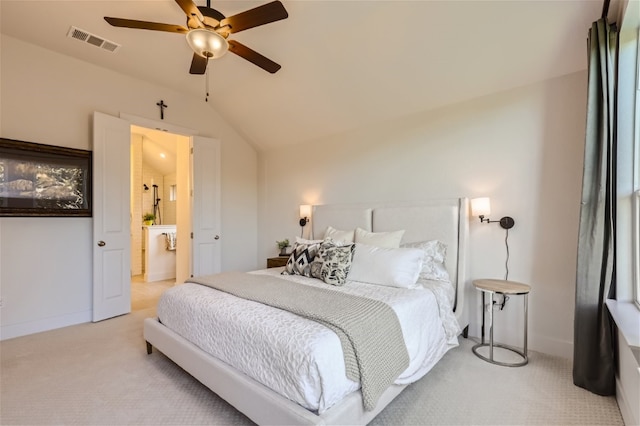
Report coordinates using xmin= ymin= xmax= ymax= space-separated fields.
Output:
xmin=186 ymin=29 xmax=228 ymax=60
xmin=299 ymin=204 xmax=311 ymax=227
xmin=471 ymin=197 xmax=515 ymax=229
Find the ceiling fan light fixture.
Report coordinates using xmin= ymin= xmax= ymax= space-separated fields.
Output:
xmin=186 ymin=29 xmax=228 ymax=59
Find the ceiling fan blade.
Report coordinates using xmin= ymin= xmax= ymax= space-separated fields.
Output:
xmin=189 ymin=53 xmax=208 ymax=75
xmin=104 ymin=17 xmax=189 ymax=34
xmin=175 ymin=0 xmax=204 ymax=22
xmin=228 ymin=40 xmax=281 ymax=73
xmin=220 ymin=1 xmax=288 ymax=34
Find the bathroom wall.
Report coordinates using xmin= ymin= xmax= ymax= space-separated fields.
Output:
xmin=163 ymin=172 xmax=177 ymax=225
xmin=142 ymin=163 xmax=165 ymax=224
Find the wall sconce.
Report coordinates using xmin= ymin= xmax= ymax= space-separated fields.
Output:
xmin=471 ymin=197 xmax=515 ymax=229
xmin=299 ymin=204 xmax=311 ymax=227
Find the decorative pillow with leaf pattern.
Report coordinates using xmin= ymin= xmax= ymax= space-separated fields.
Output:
xmin=312 ymin=240 xmax=355 ymax=286
xmin=310 ymin=239 xmax=338 ymax=279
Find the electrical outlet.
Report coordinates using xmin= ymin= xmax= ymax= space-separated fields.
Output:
xmin=486 ymin=301 xmax=503 ymax=312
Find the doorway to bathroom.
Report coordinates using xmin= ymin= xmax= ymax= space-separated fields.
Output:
xmin=130 ymin=125 xmax=188 ymax=310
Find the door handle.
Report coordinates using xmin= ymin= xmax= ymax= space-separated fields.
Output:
xmin=97 ymin=241 xmax=106 ymax=247
xmin=214 ymin=235 xmax=220 ymax=240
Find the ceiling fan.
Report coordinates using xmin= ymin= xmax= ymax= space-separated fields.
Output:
xmin=104 ymin=0 xmax=288 ymax=74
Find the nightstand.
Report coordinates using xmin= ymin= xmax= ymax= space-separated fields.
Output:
xmin=472 ymin=278 xmax=531 ymax=367
xmin=267 ymin=256 xmax=289 ymax=268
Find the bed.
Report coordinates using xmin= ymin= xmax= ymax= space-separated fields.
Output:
xmin=144 ymin=198 xmax=471 ymax=425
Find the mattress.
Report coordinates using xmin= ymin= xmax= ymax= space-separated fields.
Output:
xmin=157 ymin=268 xmax=460 ymax=414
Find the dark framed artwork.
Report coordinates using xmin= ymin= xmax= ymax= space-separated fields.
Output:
xmin=0 ymin=138 xmax=92 ymax=217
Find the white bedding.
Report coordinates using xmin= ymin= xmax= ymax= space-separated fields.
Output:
xmin=157 ymin=268 xmax=460 ymax=414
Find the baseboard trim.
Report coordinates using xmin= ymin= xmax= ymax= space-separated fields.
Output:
xmin=468 ymin=325 xmax=573 ymax=359
xmin=0 ymin=310 xmax=92 ymax=340
xmin=529 ymin=334 xmax=573 ymax=359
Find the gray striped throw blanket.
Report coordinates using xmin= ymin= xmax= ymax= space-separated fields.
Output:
xmin=187 ymin=271 xmax=410 ymax=411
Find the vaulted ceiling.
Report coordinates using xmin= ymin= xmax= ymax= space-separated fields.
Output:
xmin=0 ymin=1 xmax=602 ymax=151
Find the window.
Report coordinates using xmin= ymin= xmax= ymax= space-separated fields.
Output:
xmin=617 ymin=23 xmax=639 ymax=307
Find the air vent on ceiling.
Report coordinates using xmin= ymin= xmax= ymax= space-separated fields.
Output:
xmin=67 ymin=26 xmax=121 ymax=53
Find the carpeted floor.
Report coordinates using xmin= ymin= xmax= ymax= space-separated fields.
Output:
xmin=0 ymin=298 xmax=623 ymax=425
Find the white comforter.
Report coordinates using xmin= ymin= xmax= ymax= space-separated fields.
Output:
xmin=157 ymin=268 xmax=460 ymax=414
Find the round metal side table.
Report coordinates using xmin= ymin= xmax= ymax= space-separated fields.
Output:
xmin=472 ymin=279 xmax=530 ymax=367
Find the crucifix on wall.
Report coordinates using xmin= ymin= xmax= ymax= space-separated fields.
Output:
xmin=156 ymin=100 xmax=168 ymax=120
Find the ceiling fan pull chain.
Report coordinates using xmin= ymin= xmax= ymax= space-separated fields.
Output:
xmin=205 ymin=63 xmax=210 ymax=102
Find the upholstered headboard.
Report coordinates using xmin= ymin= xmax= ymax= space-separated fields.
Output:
xmin=312 ymin=198 xmax=470 ymax=331
xmin=312 ymin=205 xmax=373 ymax=235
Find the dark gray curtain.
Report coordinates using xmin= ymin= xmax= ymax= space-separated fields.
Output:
xmin=573 ymin=18 xmax=617 ymax=396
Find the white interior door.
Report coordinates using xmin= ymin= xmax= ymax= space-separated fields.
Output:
xmin=92 ymin=112 xmax=131 ymax=321
xmin=191 ymin=136 xmax=221 ymax=277
xmin=176 ymin=137 xmax=192 ymax=284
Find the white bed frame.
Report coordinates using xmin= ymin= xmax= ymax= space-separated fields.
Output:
xmin=144 ymin=197 xmax=471 ymax=425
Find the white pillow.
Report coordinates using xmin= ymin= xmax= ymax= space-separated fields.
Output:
xmin=324 ymin=226 xmax=355 ymax=243
xmin=354 ymin=227 xmax=404 ymax=248
xmin=348 ymin=243 xmax=424 ymax=288
xmin=401 ymin=240 xmax=450 ymax=282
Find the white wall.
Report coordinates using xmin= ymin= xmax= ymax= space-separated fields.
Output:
xmin=0 ymin=32 xmax=589 ymax=357
xmin=0 ymin=35 xmax=259 ymax=339
xmin=258 ymin=71 xmax=588 ymax=358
